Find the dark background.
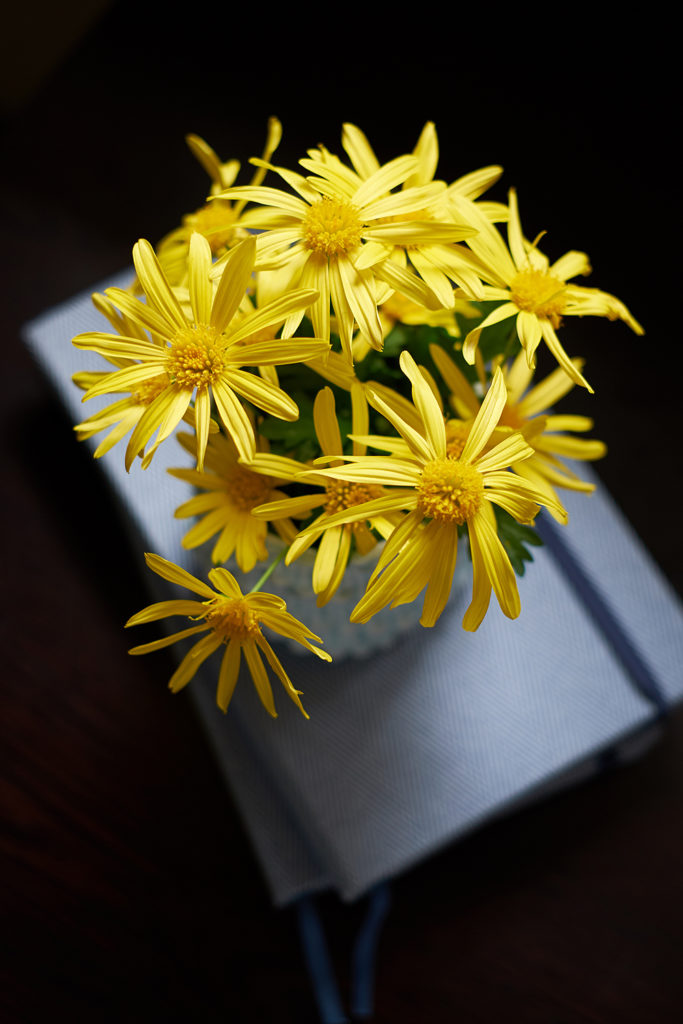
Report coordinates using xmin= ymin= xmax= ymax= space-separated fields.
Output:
xmin=2 ymin=4 xmax=682 ymax=1021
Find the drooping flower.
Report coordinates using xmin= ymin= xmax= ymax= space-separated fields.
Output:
xmin=429 ymin=344 xmax=606 ymax=520
xmin=451 ymin=189 xmax=643 ymax=391
xmin=295 ymin=352 xmax=565 ymax=630
xmin=72 ymin=234 xmax=329 ymax=470
xmin=251 ymin=385 xmax=400 ymax=606
xmin=169 ymin=430 xmax=297 ymax=571
xmin=126 ymin=553 xmax=330 ymax=717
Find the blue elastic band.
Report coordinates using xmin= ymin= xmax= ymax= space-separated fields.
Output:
xmin=351 ymin=882 xmax=391 ymax=1019
xmin=296 ymin=895 xmax=349 ymax=1023
xmin=296 ymin=882 xmax=392 ymax=1023
xmin=536 ymin=513 xmax=668 ymax=718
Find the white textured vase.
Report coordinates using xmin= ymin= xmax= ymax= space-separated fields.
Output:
xmin=199 ymin=534 xmax=470 ymax=661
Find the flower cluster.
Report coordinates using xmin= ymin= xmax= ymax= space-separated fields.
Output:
xmin=72 ymin=119 xmax=641 ymax=719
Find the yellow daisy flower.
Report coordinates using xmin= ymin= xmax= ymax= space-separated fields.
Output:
xmin=168 ymin=430 xmax=297 ymax=571
xmin=324 ymin=121 xmax=511 ymax=305
xmin=451 ymin=189 xmax=644 ymax=392
xmin=156 ymin=118 xmax=282 ymax=284
xmin=301 ymin=122 xmax=489 ymax=306
xmin=215 ymin=141 xmax=464 ymax=360
xmin=296 ymin=352 xmax=564 ymax=631
xmin=126 ymin=553 xmax=331 ymax=717
xmin=251 ymin=385 xmax=399 ymax=606
xmin=72 ymin=234 xmax=329 ymax=471
xmin=429 ymin=344 xmax=606 ymax=521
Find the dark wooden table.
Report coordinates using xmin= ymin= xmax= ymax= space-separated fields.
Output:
xmin=3 ymin=6 xmax=682 ymax=1021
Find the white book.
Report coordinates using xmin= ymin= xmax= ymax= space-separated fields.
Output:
xmin=24 ymin=274 xmax=683 ymax=907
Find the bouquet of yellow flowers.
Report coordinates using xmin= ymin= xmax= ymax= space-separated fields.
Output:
xmin=71 ymin=118 xmax=642 ymax=721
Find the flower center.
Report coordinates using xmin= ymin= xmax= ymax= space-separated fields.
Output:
xmin=497 ymin=403 xmax=526 ymax=431
xmin=380 ymin=291 xmax=420 ymax=324
xmin=166 ymin=325 xmax=225 ymax=389
xmin=187 ymin=200 xmax=237 ymax=255
xmin=228 ymin=465 xmax=274 ymax=511
xmin=445 ymin=419 xmax=471 ymax=460
xmin=510 ymin=269 xmax=566 ymax=325
xmin=324 ymin=478 xmax=383 ymax=522
xmin=133 ymin=375 xmax=169 ymax=405
xmin=417 ymin=458 xmax=484 ymax=525
xmin=302 ymin=198 xmax=363 ymax=257
xmin=204 ymin=596 xmax=261 ymax=641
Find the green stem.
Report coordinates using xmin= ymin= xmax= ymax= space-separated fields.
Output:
xmin=500 ymin=324 xmax=520 ymax=362
xmin=249 ymin=546 xmax=287 ymax=594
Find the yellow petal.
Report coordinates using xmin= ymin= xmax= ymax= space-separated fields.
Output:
xmin=169 ymin=633 xmax=222 ymax=692
xmin=540 ymin=321 xmax=593 ymax=392
xmin=409 ymin=121 xmax=439 ymax=187
xmin=365 ymin=387 xmax=433 ymax=464
xmin=241 ymin=642 xmax=277 ymax=717
xmin=125 ymin=388 xmax=187 ymax=471
xmin=549 ymin=250 xmax=591 ymax=281
xmin=351 ymin=526 xmax=427 ymax=622
xmin=182 ymin=509 xmax=231 ymax=552
xmin=461 ymin=519 xmax=492 ymax=632
xmin=429 ymin=343 xmax=480 ymax=416
xmin=226 ymin=288 xmax=320 ymax=346
xmin=316 ymin=527 xmax=353 ymax=607
xmin=128 ymin=623 xmax=208 ymax=655
xmin=225 ymin=368 xmax=298 ymax=421
xmin=474 ymin=432 xmax=534 ymax=474
xmin=215 ymin=184 xmax=308 ymax=217
xmin=506 ymin=188 xmax=527 ymax=269
xmin=460 ymin=367 xmax=507 ymax=464
xmin=312 ymin=526 xmax=343 ymax=594
xmin=536 ymin=433 xmax=606 ymax=461
xmin=144 ymin=552 xmax=216 ymax=597
xmin=468 ymin=512 xmax=520 ymax=620
xmin=516 ymin=311 xmax=543 ymax=366
xmin=210 ymin=236 xmax=257 ymax=334
xmin=216 ymin=637 xmax=242 ymax=711
xmin=399 ymin=350 xmax=446 ymax=458
xmin=104 ymin=287 xmax=173 ymax=338
xmin=193 ymin=388 xmax=211 ymax=472
xmin=421 ymin=523 xmax=459 ymax=627
xmin=351 ymin=383 xmax=369 ymax=456
xmin=211 ymin=380 xmax=256 ymax=461
xmin=125 ymin=599 xmax=207 ymax=626
xmin=342 ymin=122 xmax=380 ymax=178
xmin=368 ymin=509 xmax=423 ymax=586
xmin=314 ymin=387 xmax=343 ymax=458
xmin=133 ymin=239 xmax=187 ymax=330
xmin=72 ymin=332 xmax=159 ymax=362
xmin=337 ymin=255 xmax=383 ymax=351
xmin=463 ymin=303 xmax=517 ymax=364
xmin=352 ymin=154 xmax=418 ymax=207
xmin=256 ymin=637 xmax=311 ymax=715
xmin=253 ymin=493 xmax=325 ymax=521
xmin=188 ymin=232 xmax=213 ymax=324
